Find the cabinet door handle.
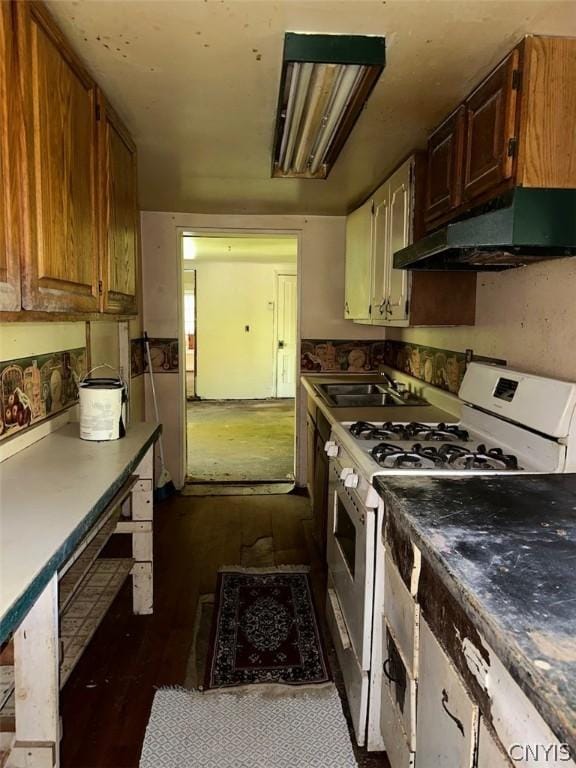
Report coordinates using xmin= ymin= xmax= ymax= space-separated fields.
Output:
xmin=382 ymin=657 xmax=402 ymax=684
xmin=441 ymin=689 xmax=465 ymax=737
xmin=378 ymin=299 xmax=387 ymax=315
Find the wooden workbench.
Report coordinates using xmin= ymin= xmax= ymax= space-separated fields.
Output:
xmin=0 ymin=421 xmax=161 ymax=768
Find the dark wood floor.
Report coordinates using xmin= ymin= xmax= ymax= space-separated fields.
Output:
xmin=60 ymin=491 xmax=389 ymax=768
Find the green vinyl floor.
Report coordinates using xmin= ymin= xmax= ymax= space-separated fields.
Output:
xmin=186 ymin=399 xmax=295 ymax=483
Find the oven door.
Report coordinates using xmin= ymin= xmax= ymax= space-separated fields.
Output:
xmin=327 ymin=455 xmax=375 ymax=670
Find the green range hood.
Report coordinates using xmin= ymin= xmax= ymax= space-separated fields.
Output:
xmin=393 ymin=188 xmax=576 ymax=271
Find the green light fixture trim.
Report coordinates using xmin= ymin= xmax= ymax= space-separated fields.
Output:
xmin=272 ymin=33 xmax=386 ymax=180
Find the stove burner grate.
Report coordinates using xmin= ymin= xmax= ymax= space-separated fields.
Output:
xmin=406 ymin=422 xmax=470 ymax=441
xmin=447 ymin=444 xmax=520 ymax=471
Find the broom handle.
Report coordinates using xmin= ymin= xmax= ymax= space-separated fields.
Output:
xmin=144 ymin=332 xmax=167 ymax=469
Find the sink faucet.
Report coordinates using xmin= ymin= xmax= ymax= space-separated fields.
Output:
xmin=378 ymin=366 xmax=408 ymax=395
xmin=378 ymin=366 xmax=396 ymax=387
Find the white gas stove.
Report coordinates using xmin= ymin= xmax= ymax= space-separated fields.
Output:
xmin=324 ymin=363 xmax=576 ymax=750
xmin=328 ymin=362 xmax=576 ymax=490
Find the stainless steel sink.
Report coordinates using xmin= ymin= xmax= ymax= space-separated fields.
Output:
xmin=319 ymin=383 xmax=389 ymax=396
xmin=315 ymin=381 xmax=428 ymax=408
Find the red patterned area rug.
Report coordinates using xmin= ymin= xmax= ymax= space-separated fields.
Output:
xmin=204 ymin=567 xmax=331 ymax=691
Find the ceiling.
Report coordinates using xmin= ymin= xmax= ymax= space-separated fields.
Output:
xmin=47 ymin=0 xmax=576 ymax=216
xmin=183 ymin=234 xmax=298 ymax=263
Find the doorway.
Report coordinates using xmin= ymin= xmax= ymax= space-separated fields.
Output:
xmin=181 ymin=233 xmax=298 ymax=486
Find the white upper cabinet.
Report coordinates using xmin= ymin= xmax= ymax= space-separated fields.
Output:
xmin=344 ymin=154 xmax=477 ymax=327
xmin=344 ymin=197 xmax=373 ymax=321
xmin=386 ymin=160 xmax=412 ymax=323
xmin=345 ymin=156 xmax=414 ymax=326
xmin=369 ymin=180 xmax=390 ymax=323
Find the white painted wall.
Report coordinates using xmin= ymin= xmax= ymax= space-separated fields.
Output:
xmin=193 ymin=261 xmax=294 ymax=400
xmin=387 ymin=257 xmax=576 ymax=382
xmin=140 ymin=211 xmax=387 ymax=488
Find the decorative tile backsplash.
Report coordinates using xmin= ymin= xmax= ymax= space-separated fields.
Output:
xmin=382 ymin=340 xmax=467 ymax=394
xmin=301 ymin=340 xmax=386 ymax=374
xmin=300 ymin=338 xmax=476 ymax=394
xmin=0 ymin=347 xmax=87 ymax=442
xmin=130 ymin=337 xmax=179 ymax=377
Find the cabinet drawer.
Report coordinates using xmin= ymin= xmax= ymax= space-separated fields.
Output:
xmin=384 ymin=553 xmax=419 ymax=676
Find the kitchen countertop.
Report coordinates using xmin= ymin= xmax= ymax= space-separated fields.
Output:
xmin=374 ymin=473 xmax=576 ymax=753
xmin=301 ymin=372 xmax=460 ymax=426
xmin=0 ymin=421 xmax=161 ymax=644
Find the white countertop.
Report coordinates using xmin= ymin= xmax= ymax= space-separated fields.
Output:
xmin=0 ymin=421 xmax=160 ymax=643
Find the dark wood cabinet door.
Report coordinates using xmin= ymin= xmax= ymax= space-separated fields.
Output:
xmin=17 ymin=1 xmax=99 ymax=313
xmin=313 ymin=434 xmax=329 ymax=559
xmin=424 ymin=106 xmax=465 ymax=226
xmin=306 ymin=412 xmax=316 ymax=506
xmin=463 ymin=49 xmax=520 ymax=203
xmin=98 ymin=93 xmax=138 ymax=314
xmin=0 ymin=2 xmax=21 ymax=311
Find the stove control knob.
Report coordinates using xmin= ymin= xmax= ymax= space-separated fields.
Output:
xmin=324 ymin=441 xmax=339 ymax=457
xmin=344 ymin=472 xmax=359 ymax=489
xmin=340 ymin=467 xmax=353 ymax=481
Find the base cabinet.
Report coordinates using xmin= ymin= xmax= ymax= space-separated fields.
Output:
xmin=415 ymin=618 xmax=479 ymax=768
xmin=477 ymin=720 xmax=513 ymax=768
xmin=312 ymin=431 xmax=329 ymax=557
xmin=306 ymin=397 xmax=330 ymax=558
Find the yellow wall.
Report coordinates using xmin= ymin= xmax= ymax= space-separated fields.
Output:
xmin=194 ymin=261 xmax=295 ymax=399
xmin=141 ymin=210 xmax=386 ymax=487
xmin=387 ymin=257 xmax=576 ymax=382
xmin=0 ymin=322 xmax=86 ymax=362
xmin=0 ymin=314 xmax=145 ymax=458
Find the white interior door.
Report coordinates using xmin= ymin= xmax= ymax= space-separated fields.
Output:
xmin=275 ymin=273 xmax=297 ymax=398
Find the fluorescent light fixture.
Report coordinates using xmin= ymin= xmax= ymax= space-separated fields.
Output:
xmin=272 ymin=33 xmax=386 ymax=180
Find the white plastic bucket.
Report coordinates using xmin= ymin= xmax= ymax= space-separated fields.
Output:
xmin=79 ymin=366 xmax=127 ymax=441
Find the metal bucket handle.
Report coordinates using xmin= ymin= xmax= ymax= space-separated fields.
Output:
xmin=80 ymin=364 xmax=126 ymax=387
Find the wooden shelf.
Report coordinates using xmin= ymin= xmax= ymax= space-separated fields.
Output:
xmin=60 ymin=558 xmax=134 ymax=687
xmin=0 ymin=668 xmax=12 ymax=713
xmin=59 ymin=515 xmax=120 ymax=612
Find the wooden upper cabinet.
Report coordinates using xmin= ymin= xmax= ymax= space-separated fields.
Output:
xmin=424 ymin=106 xmax=465 ymax=225
xmin=17 ymin=1 xmax=100 ymax=313
xmin=0 ymin=3 xmax=22 ymax=311
xmin=517 ymin=35 xmax=576 ymax=189
xmin=98 ymin=93 xmax=139 ymax=314
xmin=424 ymin=36 xmax=576 ymax=231
xmin=463 ymin=49 xmax=520 ymax=203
